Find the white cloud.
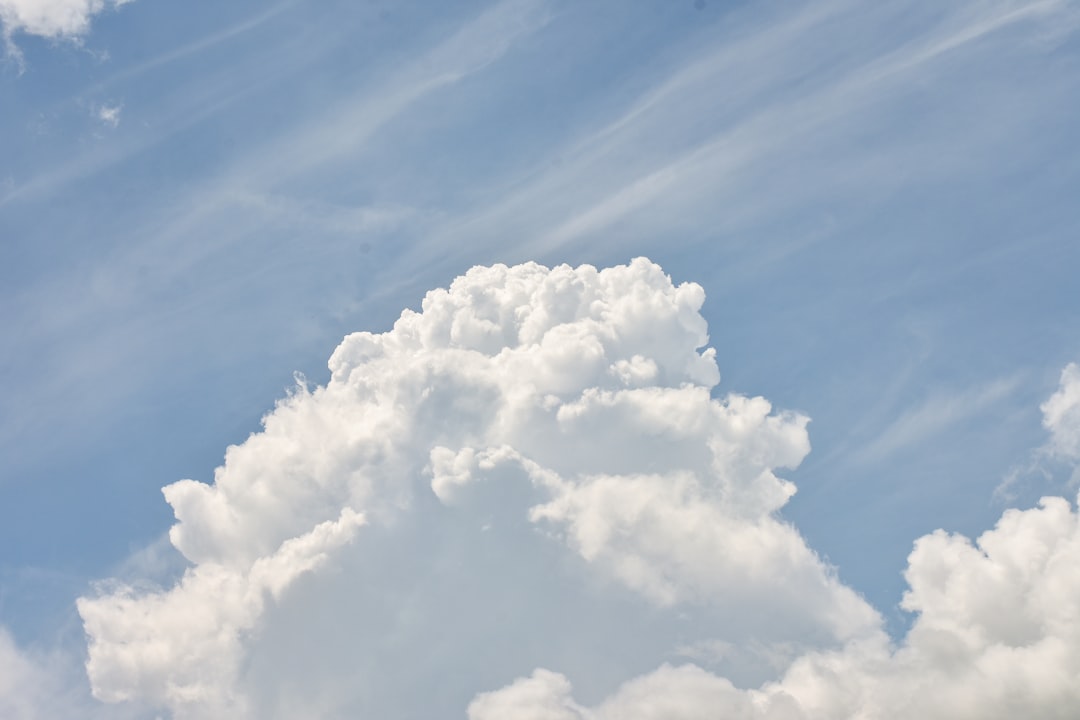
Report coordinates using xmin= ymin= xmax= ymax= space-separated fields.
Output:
xmin=96 ymin=104 xmax=121 ymax=128
xmin=470 ymin=493 xmax=1080 ymax=719
xmin=1041 ymin=362 xmax=1080 ymax=463
xmin=78 ymin=258 xmax=877 ymax=718
xmin=998 ymin=361 xmax=1080 ymax=499
xmin=75 ymin=260 xmax=1080 ymax=719
xmin=0 ymin=0 xmax=131 ymax=40
xmin=78 ymin=508 xmax=363 ymax=717
xmin=468 ymin=669 xmax=587 ymax=720
xmin=0 ymin=625 xmax=136 ymax=720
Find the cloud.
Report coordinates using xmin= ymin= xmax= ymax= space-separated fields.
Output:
xmin=998 ymin=361 xmax=1080 ymax=499
xmin=850 ymin=377 xmax=1020 ymax=467
xmin=392 ymin=0 xmax=1080 ymax=268
xmin=470 ymin=493 xmax=1080 ymax=720
xmin=1 ymin=0 xmax=135 ymax=70
xmin=0 ymin=0 xmax=132 ymax=40
xmin=1041 ymin=362 xmax=1080 ymax=463
xmin=0 ymin=627 xmax=53 ymax=720
xmin=96 ymin=104 xmax=121 ymax=128
xmin=78 ymin=508 xmax=364 ymax=716
xmin=0 ymin=625 xmax=135 ymax=720
xmin=78 ymin=258 xmax=877 ymax=718
xmin=75 ymin=259 xmax=1080 ymax=719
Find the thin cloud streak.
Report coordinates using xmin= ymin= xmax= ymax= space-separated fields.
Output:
xmin=1 ymin=20 xmax=311 ymax=206
xmin=84 ymin=0 xmax=299 ymax=93
xmin=849 ymin=377 xmax=1022 ymax=468
xmin=396 ymin=0 xmax=1078 ymax=268
xmin=530 ymin=0 xmax=1078 ymax=252
xmin=225 ymin=0 xmax=552 ymax=191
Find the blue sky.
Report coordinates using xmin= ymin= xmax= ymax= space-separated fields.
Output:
xmin=2 ymin=0 xmax=1080 ymax=717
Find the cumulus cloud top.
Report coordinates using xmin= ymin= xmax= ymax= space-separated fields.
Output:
xmin=0 ymin=0 xmax=130 ymax=40
xmin=161 ymin=259 xmax=724 ymax=570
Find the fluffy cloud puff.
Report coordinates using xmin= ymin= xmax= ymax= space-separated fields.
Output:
xmin=1042 ymin=362 xmax=1080 ymax=464
xmin=0 ymin=0 xmax=131 ymax=41
xmin=469 ymin=492 xmax=1080 ymax=720
xmin=78 ymin=259 xmax=879 ymax=718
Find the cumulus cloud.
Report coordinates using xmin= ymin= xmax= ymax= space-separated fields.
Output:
xmin=0 ymin=625 xmax=135 ymax=720
xmin=0 ymin=0 xmax=131 ymax=40
xmin=997 ymin=361 xmax=1080 ymax=499
xmin=78 ymin=259 xmax=877 ymax=718
xmin=1041 ymin=362 xmax=1080 ymax=464
xmin=470 ymin=493 xmax=1080 ymax=720
xmin=76 ymin=259 xmax=1080 ymax=719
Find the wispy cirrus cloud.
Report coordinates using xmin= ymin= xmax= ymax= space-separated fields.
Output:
xmin=396 ymin=0 xmax=1079 ymax=269
xmin=848 ymin=377 xmax=1022 ymax=468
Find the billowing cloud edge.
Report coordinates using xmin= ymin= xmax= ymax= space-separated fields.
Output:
xmin=0 ymin=624 xmax=137 ymax=720
xmin=997 ymin=361 xmax=1080 ymax=500
xmin=0 ymin=0 xmax=133 ymax=41
xmin=469 ymin=491 xmax=1080 ymax=720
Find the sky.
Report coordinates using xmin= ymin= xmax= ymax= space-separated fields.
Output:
xmin=1 ymin=0 xmax=1079 ymax=717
